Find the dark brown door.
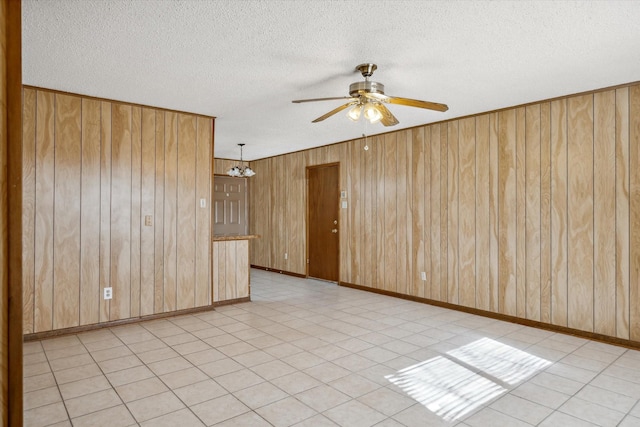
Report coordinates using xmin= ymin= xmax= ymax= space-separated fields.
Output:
xmin=308 ymin=164 xmax=339 ymax=281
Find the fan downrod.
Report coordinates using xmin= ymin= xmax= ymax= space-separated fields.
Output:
xmin=356 ymin=63 xmax=377 ymax=79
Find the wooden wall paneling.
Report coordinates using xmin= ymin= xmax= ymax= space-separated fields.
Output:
xmin=338 ymin=144 xmax=348 ymax=282
xmin=550 ymin=99 xmax=568 ymax=326
xmin=251 ymin=159 xmax=270 ymax=268
xmin=153 ymin=111 xmax=165 ymax=313
xmin=439 ymin=124 xmax=448 ymax=301
xmin=363 ymin=137 xmax=374 ymax=288
xmin=375 ymin=135 xmax=385 ymax=289
xmin=458 ymin=117 xmax=476 ymax=307
xmin=567 ymin=94 xmax=594 ymax=332
xmin=176 ymin=114 xmax=197 ymax=310
xmin=237 ymin=240 xmax=249 ymax=298
xmin=163 ymin=111 xmax=178 ymax=312
xmin=384 ymin=133 xmax=397 ymax=292
xmin=525 ymin=105 xmax=541 ymax=321
xmin=396 ymin=131 xmax=408 ymax=295
xmin=211 ymin=242 xmax=218 ymax=302
xmin=447 ymin=121 xmax=459 ymax=304
xmin=593 ymin=90 xmax=616 ymax=336
xmin=615 ymin=87 xmax=630 ymax=339
xmin=109 ymin=103 xmax=132 ymax=321
xmin=488 ymin=113 xmax=499 ymax=312
xmin=52 ymin=94 xmax=82 ymax=329
xmin=430 ymin=124 xmax=441 ymax=300
xmin=498 ymin=109 xmax=517 ymax=316
xmin=130 ymin=106 xmax=142 ymax=318
xmin=225 ymin=240 xmax=237 ymax=300
xmin=195 ymin=117 xmax=212 ymax=307
xmin=412 ymin=128 xmax=426 ymax=298
xmin=629 ymin=85 xmax=640 ymax=340
xmin=80 ymin=98 xmax=101 ymax=325
xmin=290 ymin=151 xmax=305 ymax=275
xmin=539 ymin=102 xmax=552 ymax=323
xmin=99 ymin=101 xmax=112 ymax=322
xmin=269 ymin=157 xmax=281 ymax=271
xmin=22 ymin=88 xmax=36 ymax=333
xmin=476 ymin=114 xmax=491 ymax=311
xmin=140 ymin=108 xmax=156 ymax=316
xmin=213 ymin=242 xmax=225 ymax=302
xmin=515 ymin=107 xmax=526 ymax=318
xmin=348 ymin=140 xmax=360 ymax=284
xmin=34 ymin=90 xmax=56 ymax=331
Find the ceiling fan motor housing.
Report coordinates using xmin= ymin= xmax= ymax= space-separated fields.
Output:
xmin=349 ymin=81 xmax=385 ymax=97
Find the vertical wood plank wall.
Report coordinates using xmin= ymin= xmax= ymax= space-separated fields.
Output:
xmin=250 ymin=83 xmax=640 ymax=341
xmin=22 ymin=88 xmax=214 ymax=334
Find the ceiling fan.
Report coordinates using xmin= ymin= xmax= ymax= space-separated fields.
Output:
xmin=292 ymin=63 xmax=448 ymax=127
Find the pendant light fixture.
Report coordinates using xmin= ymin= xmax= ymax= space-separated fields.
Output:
xmin=227 ymin=143 xmax=255 ymax=177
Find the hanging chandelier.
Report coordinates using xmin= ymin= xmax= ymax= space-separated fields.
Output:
xmin=227 ymin=143 xmax=255 ymax=177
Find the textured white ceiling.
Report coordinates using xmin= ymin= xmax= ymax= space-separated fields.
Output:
xmin=22 ymin=0 xmax=640 ymax=161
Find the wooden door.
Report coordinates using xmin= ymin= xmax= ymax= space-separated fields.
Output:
xmin=308 ymin=164 xmax=339 ymax=281
xmin=213 ymin=176 xmax=247 ymax=236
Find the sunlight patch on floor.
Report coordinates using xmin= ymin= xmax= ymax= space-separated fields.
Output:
xmin=386 ymin=338 xmax=551 ymax=421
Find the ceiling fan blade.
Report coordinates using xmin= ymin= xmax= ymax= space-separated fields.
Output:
xmin=311 ymin=101 xmax=358 ymax=123
xmin=376 ymin=104 xmax=399 ymax=127
xmin=386 ymin=96 xmax=449 ymax=112
xmin=292 ymin=96 xmax=355 ymax=103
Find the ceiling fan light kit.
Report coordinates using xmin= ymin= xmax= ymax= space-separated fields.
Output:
xmin=227 ymin=143 xmax=255 ymax=177
xmin=292 ymin=63 xmax=448 ymax=127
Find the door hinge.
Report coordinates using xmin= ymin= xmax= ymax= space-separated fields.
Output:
xmin=307 ymin=259 xmax=310 ymax=264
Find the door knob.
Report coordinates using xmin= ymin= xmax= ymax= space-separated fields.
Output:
xmin=333 ymin=220 xmax=338 ymax=225
xmin=331 ymin=229 xmax=338 ymax=233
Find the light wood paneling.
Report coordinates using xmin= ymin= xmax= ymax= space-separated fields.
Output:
xmin=53 ymin=94 xmax=82 ymax=329
xmin=177 ymin=114 xmax=197 ymax=310
xmin=22 ymin=88 xmax=213 ymax=332
xmin=615 ymin=87 xmax=630 ymax=339
xmin=99 ymin=102 xmax=112 ymax=323
xmin=498 ymin=109 xmax=517 ymax=316
xmin=630 ymin=85 xmax=640 ymax=340
xmin=110 ymin=103 xmax=132 ymax=321
xmin=153 ymin=111 xmax=165 ymax=314
xmin=525 ymin=105 xmax=541 ymax=321
xmin=140 ymin=108 xmax=156 ymax=316
xmin=384 ymin=133 xmax=397 ymax=293
xmin=488 ymin=113 xmax=499 ymax=312
xmin=515 ymin=107 xmax=526 ymax=319
xmin=430 ymin=125 xmax=441 ymax=300
xmin=396 ymin=131 xmax=408 ymax=295
xmin=248 ymin=82 xmax=640 ymax=343
xmin=459 ymin=117 xmax=476 ymax=307
xmin=130 ymin=106 xmax=142 ymax=318
xmin=213 ymin=239 xmax=251 ymax=302
xmin=22 ymin=88 xmax=36 ymax=334
xmin=540 ymin=102 xmax=552 ymax=324
xmin=593 ymin=90 xmax=616 ymax=336
xmin=196 ymin=117 xmax=212 ymax=307
xmin=567 ymin=94 xmax=594 ymax=332
xmin=80 ymin=99 xmax=101 ymax=325
xmin=32 ymin=91 xmax=54 ymax=331
xmin=476 ymin=114 xmax=490 ymax=311
xmin=412 ymin=128 xmax=426 ymax=298
xmin=163 ymin=112 xmax=178 ymax=313
xmin=447 ymin=122 xmax=459 ymax=304
xmin=551 ymin=99 xmax=568 ymax=327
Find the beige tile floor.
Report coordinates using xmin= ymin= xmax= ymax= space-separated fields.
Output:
xmin=23 ymin=269 xmax=640 ymax=426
